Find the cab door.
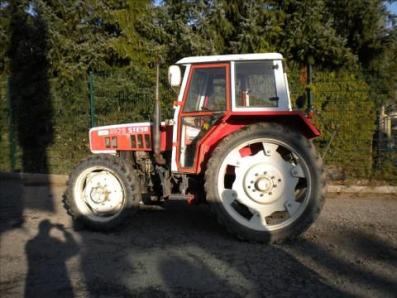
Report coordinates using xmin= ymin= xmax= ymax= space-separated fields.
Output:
xmin=177 ymin=63 xmax=230 ymax=172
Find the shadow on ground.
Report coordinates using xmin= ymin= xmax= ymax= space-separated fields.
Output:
xmin=2 ymin=197 xmax=396 ymax=297
xmin=71 ymin=201 xmax=395 ymax=297
xmin=25 ymin=220 xmax=78 ymax=297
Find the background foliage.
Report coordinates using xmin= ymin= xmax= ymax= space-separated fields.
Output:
xmin=0 ymin=0 xmax=396 ymax=181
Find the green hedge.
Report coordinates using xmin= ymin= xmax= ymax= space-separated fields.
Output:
xmin=0 ymin=68 xmax=387 ymax=180
xmin=0 ymin=68 xmax=175 ymax=174
xmin=289 ymin=68 xmax=376 ymax=179
xmin=0 ymin=77 xmax=90 ymax=174
xmin=45 ymin=78 xmax=91 ymax=173
xmin=0 ymin=78 xmax=13 ymax=171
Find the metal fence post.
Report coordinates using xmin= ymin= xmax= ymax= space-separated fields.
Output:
xmin=7 ymin=78 xmax=16 ymax=171
xmin=88 ymin=70 xmax=96 ymax=128
xmin=306 ymin=61 xmax=313 ymax=113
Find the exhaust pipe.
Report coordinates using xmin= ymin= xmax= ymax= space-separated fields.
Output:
xmin=153 ymin=63 xmax=166 ymax=165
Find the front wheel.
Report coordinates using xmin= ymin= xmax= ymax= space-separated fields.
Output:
xmin=205 ymin=123 xmax=325 ymax=243
xmin=63 ymin=154 xmax=141 ymax=230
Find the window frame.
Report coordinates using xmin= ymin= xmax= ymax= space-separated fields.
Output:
xmin=231 ymin=60 xmax=291 ymax=111
xmin=176 ymin=63 xmax=231 ymax=172
xmin=181 ymin=63 xmax=231 ymax=115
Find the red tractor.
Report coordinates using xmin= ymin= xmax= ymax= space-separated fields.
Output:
xmin=63 ymin=53 xmax=325 ymax=243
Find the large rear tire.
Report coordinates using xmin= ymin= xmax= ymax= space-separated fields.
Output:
xmin=205 ymin=123 xmax=325 ymax=243
xmin=63 ymin=154 xmax=141 ymax=230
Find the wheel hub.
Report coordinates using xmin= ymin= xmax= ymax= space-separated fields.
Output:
xmin=255 ymin=177 xmax=271 ymax=192
xmin=90 ymin=186 xmax=110 ymax=204
xmin=243 ymin=163 xmax=283 ymax=204
xmin=82 ymin=171 xmax=124 ymax=213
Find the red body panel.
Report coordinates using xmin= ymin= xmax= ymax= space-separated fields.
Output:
xmin=180 ymin=111 xmax=320 ymax=174
xmin=223 ymin=111 xmax=320 ymax=139
xmin=89 ymin=123 xmax=173 ymax=153
xmin=172 ymin=61 xmax=320 ymax=174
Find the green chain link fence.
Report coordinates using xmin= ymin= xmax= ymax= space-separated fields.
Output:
xmin=1 ymin=67 xmax=396 ymax=183
xmin=87 ymin=69 xmax=157 ymax=127
xmin=0 ymin=78 xmax=15 ymax=171
xmin=290 ymin=68 xmax=397 ymax=183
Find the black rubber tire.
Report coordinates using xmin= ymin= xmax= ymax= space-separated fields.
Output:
xmin=63 ymin=154 xmax=141 ymax=231
xmin=205 ymin=123 xmax=326 ymax=244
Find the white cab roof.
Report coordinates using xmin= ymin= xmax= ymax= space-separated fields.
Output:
xmin=176 ymin=53 xmax=283 ymax=65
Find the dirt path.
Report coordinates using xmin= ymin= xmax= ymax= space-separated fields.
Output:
xmin=1 ymin=182 xmax=396 ymax=297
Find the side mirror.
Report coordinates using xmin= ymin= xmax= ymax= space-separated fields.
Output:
xmin=295 ymin=95 xmax=306 ymax=109
xmin=168 ymin=65 xmax=181 ymax=87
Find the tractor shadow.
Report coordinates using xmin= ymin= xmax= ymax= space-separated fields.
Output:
xmin=75 ymin=200 xmax=395 ymax=297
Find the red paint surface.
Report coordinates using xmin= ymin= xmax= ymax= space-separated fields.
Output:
xmin=89 ymin=124 xmax=173 ymax=152
xmin=178 ymin=111 xmax=320 ymax=174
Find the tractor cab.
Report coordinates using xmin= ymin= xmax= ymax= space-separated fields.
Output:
xmin=169 ymin=53 xmax=316 ymax=174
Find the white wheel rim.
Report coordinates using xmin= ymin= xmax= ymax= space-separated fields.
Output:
xmin=217 ymin=138 xmax=311 ymax=232
xmin=73 ymin=166 xmax=126 ymax=222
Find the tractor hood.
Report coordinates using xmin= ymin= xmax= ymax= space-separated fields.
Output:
xmin=89 ymin=122 xmax=173 ymax=154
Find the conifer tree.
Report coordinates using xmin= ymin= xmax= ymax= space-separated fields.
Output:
xmin=277 ymin=0 xmax=354 ymax=67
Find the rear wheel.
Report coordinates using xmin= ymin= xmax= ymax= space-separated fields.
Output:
xmin=63 ymin=154 xmax=141 ymax=230
xmin=205 ymin=123 xmax=325 ymax=243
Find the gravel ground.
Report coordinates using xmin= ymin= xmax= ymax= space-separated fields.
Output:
xmin=0 ymin=181 xmax=396 ymax=297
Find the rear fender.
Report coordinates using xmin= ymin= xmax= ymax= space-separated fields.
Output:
xmin=195 ymin=111 xmax=320 ymax=174
xmin=224 ymin=112 xmax=320 ymax=139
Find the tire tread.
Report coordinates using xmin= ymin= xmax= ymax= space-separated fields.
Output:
xmin=205 ymin=123 xmax=326 ymax=244
xmin=63 ymin=154 xmax=141 ymax=231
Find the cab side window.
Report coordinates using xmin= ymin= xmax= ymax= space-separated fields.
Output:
xmin=235 ymin=61 xmax=278 ymax=107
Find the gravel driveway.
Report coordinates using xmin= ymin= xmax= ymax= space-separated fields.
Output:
xmin=0 ymin=181 xmax=396 ymax=297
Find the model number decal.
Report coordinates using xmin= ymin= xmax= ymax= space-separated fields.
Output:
xmin=108 ymin=126 xmax=149 ymax=135
xmin=98 ymin=130 xmax=109 ymax=136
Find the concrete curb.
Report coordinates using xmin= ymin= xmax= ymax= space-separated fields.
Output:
xmin=0 ymin=172 xmax=68 ymax=186
xmin=326 ymin=185 xmax=397 ymax=194
xmin=1 ymin=172 xmax=396 ymax=194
